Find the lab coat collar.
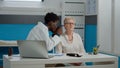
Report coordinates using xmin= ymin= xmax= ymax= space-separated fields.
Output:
xmin=38 ymin=22 xmax=48 ymax=30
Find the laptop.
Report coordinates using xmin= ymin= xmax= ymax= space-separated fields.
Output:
xmin=17 ymin=40 xmax=52 ymax=59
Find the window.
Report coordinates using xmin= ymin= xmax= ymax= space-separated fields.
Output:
xmin=4 ymin=0 xmax=43 ymax=2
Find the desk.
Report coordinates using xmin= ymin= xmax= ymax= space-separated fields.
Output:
xmin=3 ymin=53 xmax=118 ymax=68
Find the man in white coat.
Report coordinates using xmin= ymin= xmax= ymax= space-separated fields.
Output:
xmin=27 ymin=12 xmax=61 ymax=51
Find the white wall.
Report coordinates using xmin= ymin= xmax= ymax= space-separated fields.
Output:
xmin=0 ymin=0 xmax=87 ymax=15
xmin=97 ymin=0 xmax=112 ymax=53
xmin=98 ymin=0 xmax=120 ymax=56
xmin=113 ymin=0 xmax=120 ymax=55
xmin=43 ymin=0 xmax=63 ymax=10
xmin=0 ymin=0 xmax=63 ymax=15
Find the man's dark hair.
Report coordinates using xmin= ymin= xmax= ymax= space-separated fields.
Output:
xmin=44 ymin=12 xmax=59 ymax=24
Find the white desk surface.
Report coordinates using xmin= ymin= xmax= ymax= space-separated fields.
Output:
xmin=4 ymin=53 xmax=118 ymax=64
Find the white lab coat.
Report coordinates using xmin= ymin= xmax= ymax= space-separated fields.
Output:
xmin=27 ymin=22 xmax=61 ymax=51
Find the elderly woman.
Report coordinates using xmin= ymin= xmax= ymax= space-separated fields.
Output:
xmin=56 ymin=17 xmax=86 ymax=54
xmin=56 ymin=17 xmax=86 ymax=66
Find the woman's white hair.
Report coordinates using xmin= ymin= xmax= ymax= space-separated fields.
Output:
xmin=64 ymin=16 xmax=75 ymax=24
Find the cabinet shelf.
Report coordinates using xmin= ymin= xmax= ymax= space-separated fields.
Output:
xmin=74 ymin=27 xmax=84 ymax=29
xmin=65 ymin=14 xmax=84 ymax=16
